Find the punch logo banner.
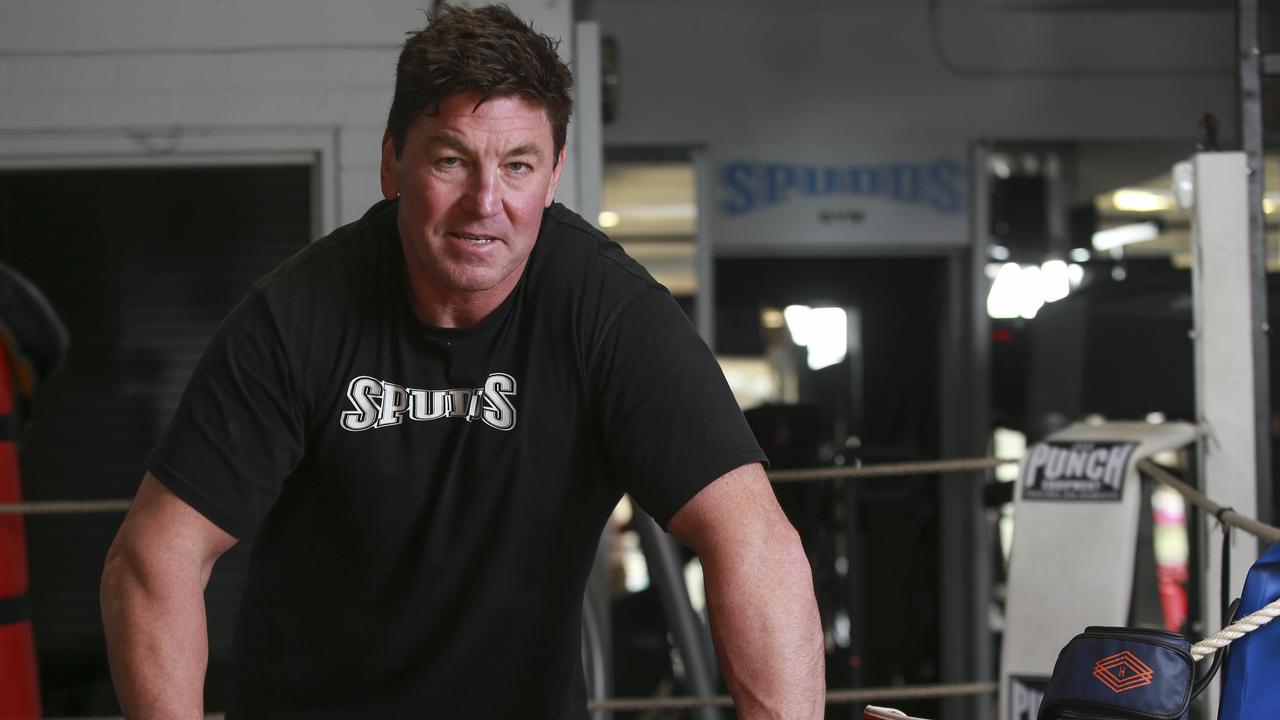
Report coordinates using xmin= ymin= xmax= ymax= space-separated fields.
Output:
xmin=1092 ymin=651 xmax=1154 ymax=693
xmin=1007 ymin=675 xmax=1048 ymax=720
xmin=1021 ymin=441 xmax=1137 ymax=501
xmin=340 ymin=374 xmax=517 ymax=432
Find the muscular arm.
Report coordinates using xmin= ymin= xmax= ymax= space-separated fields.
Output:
xmin=668 ymin=463 xmax=825 ymax=719
xmin=101 ymin=473 xmax=237 ymax=719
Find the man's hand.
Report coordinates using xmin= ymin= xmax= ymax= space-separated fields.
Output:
xmin=101 ymin=473 xmax=237 ymax=719
xmin=668 ymin=463 xmax=825 ymax=719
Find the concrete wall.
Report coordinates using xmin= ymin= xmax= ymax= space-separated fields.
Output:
xmin=0 ymin=0 xmax=578 ymax=232
xmin=596 ymin=0 xmax=1234 ymax=148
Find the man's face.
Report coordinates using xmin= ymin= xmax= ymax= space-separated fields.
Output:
xmin=381 ymin=93 xmax=565 ymax=317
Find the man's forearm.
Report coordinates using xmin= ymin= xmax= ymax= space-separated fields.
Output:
xmin=703 ymin=522 xmax=826 ymax=719
xmin=101 ymin=546 xmax=211 ymax=719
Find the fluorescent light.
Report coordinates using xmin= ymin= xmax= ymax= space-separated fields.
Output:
xmin=989 ymin=155 xmax=1012 ymax=179
xmin=1069 ymin=248 xmax=1090 ymax=263
xmin=1068 ymin=263 xmax=1085 ymax=288
xmin=988 ymin=262 xmax=1069 ymax=320
xmin=989 ymin=244 xmax=1010 ymax=261
xmin=1017 ymin=265 xmax=1045 ymax=319
xmin=1112 ymin=189 xmax=1174 ymax=213
xmin=598 ymin=210 xmax=621 ymax=228
xmin=1040 ymin=260 xmax=1070 ymax=303
xmin=760 ymin=308 xmax=785 ymax=329
xmin=1092 ymin=222 xmax=1159 ymax=252
xmin=606 ymin=203 xmax=696 ymax=220
xmin=783 ymin=305 xmax=848 ymax=370
xmin=987 ymin=263 xmax=1024 ymax=319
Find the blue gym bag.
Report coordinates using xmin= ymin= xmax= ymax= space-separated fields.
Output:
xmin=1037 ymin=626 xmax=1223 ymax=720
xmin=1217 ymin=539 xmax=1280 ymax=720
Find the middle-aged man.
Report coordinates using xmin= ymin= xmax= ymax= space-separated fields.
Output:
xmin=101 ymin=5 xmax=824 ymax=718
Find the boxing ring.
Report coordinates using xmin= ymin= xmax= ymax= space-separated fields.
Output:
xmin=5 ymin=445 xmax=1280 ymax=718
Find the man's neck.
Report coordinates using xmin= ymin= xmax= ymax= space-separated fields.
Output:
xmin=403 ymin=260 xmax=527 ymax=330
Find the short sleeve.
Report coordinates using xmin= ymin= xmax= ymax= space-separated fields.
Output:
xmin=146 ymin=292 xmax=305 ymax=538
xmin=590 ymin=288 xmax=767 ymax=528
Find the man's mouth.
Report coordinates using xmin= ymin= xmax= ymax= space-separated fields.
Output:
xmin=453 ymin=233 xmax=497 ymax=245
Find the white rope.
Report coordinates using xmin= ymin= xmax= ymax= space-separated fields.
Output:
xmin=1191 ymin=597 xmax=1280 ymax=661
xmin=586 ymin=680 xmax=997 ymax=711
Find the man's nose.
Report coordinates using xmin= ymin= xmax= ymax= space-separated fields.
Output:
xmin=464 ymin=167 xmax=500 ymax=217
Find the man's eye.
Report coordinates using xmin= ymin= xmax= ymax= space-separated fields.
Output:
xmin=508 ymin=162 xmax=530 ymax=173
xmin=438 ymin=156 xmax=461 ymax=167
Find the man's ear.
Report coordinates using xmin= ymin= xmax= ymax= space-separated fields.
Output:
xmin=380 ymin=129 xmax=399 ymax=200
xmin=544 ymin=145 xmax=568 ymax=207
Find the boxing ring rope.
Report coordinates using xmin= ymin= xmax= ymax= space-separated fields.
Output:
xmin=1134 ymin=458 xmax=1280 ymax=661
xmin=40 ymin=681 xmax=1001 ymax=719
xmin=768 ymin=457 xmax=1014 ymax=483
xmin=0 ymin=498 xmax=131 ymax=515
xmin=586 ymin=681 xmax=999 ymax=713
xmin=7 ymin=457 xmax=1270 ymax=541
xmin=1136 ymin=459 xmax=1280 ymax=545
xmin=0 ymin=457 xmax=1023 ymax=516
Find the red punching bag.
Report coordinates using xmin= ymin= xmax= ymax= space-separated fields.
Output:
xmin=0 ymin=262 xmax=70 ymax=719
xmin=0 ymin=338 xmax=40 ymax=719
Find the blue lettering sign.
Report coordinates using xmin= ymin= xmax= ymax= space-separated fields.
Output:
xmin=718 ymin=159 xmax=966 ymax=216
xmin=721 ymin=162 xmax=757 ymax=216
xmin=927 ymin=159 xmax=962 ymax=213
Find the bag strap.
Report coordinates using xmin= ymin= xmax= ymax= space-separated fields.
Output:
xmin=1191 ymin=598 xmax=1237 ymax=699
xmin=1190 ymin=509 xmax=1241 ymax=704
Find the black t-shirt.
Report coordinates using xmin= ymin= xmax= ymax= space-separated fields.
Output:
xmin=147 ymin=199 xmax=766 ymax=719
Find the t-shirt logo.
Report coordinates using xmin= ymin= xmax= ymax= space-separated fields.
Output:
xmin=340 ymin=373 xmax=518 ymax=432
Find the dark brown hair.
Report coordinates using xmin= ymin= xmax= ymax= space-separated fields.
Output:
xmin=387 ymin=4 xmax=574 ymax=163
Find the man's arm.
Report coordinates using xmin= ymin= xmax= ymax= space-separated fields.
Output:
xmin=101 ymin=473 xmax=237 ymax=719
xmin=667 ymin=462 xmax=825 ymax=719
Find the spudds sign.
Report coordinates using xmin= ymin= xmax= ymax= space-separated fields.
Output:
xmin=709 ymin=150 xmax=968 ymax=253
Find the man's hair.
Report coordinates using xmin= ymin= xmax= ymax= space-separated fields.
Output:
xmin=387 ymin=4 xmax=574 ymax=162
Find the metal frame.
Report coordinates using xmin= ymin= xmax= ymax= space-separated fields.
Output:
xmin=938 ymin=141 xmax=995 ymax=720
xmin=1239 ymin=0 xmax=1274 ymax=534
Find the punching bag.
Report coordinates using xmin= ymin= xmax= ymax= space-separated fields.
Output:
xmin=0 ymin=261 xmax=70 ymax=719
xmin=0 ymin=339 xmax=40 ymax=718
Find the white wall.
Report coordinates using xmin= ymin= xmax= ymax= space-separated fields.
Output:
xmin=0 ymin=0 xmax=578 ymax=232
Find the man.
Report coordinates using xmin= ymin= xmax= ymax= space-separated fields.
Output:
xmin=101 ymin=6 xmax=824 ymax=718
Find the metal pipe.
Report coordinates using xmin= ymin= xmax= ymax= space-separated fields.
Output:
xmin=633 ymin=508 xmax=721 ymax=720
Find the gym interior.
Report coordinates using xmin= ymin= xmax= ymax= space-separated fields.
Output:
xmin=1 ymin=2 xmax=1276 ymax=719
